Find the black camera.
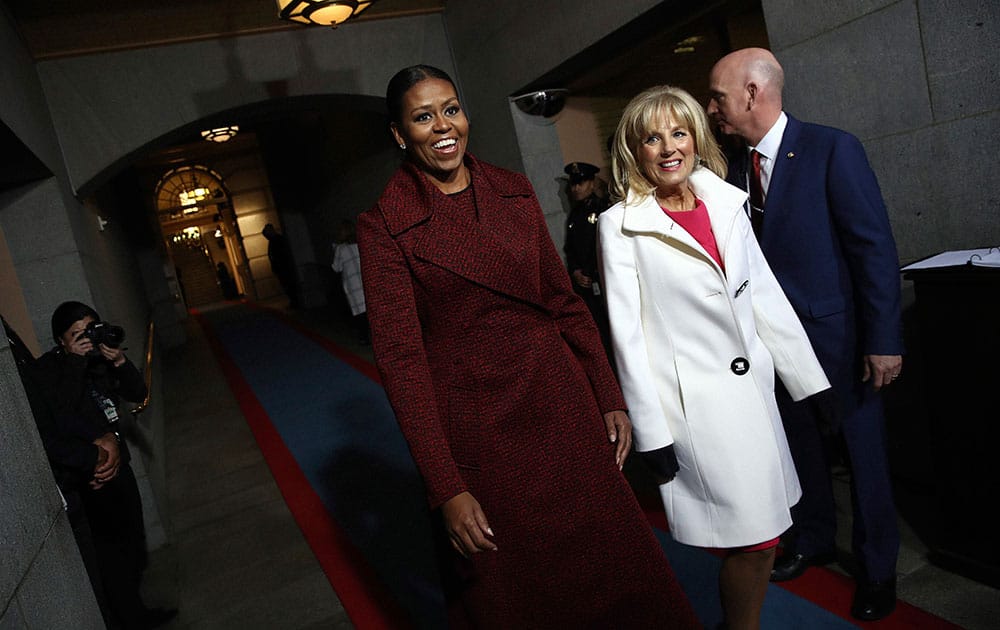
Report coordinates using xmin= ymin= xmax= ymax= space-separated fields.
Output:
xmin=81 ymin=321 xmax=125 ymax=349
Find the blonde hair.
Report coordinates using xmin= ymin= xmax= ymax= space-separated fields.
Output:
xmin=610 ymin=85 xmax=726 ymax=202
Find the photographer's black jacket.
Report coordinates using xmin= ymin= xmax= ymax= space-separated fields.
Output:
xmin=5 ymin=318 xmax=103 ymax=489
xmin=34 ymin=348 xmax=146 ymax=485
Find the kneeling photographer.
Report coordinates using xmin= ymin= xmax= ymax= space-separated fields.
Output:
xmin=35 ymin=301 xmax=174 ymax=630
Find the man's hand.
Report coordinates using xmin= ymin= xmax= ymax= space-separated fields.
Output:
xmin=98 ymin=344 xmax=126 ymax=367
xmin=95 ymin=444 xmax=109 ymax=468
xmin=603 ymin=410 xmax=632 ymax=470
xmin=91 ymin=432 xmax=121 ymax=487
xmin=66 ymin=331 xmax=94 ymax=357
xmin=441 ymin=492 xmax=497 ymax=557
xmin=862 ymin=354 xmax=902 ymax=391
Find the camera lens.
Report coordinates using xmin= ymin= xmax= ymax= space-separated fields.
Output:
xmin=85 ymin=321 xmax=125 ymax=349
xmin=104 ymin=325 xmax=125 ymax=348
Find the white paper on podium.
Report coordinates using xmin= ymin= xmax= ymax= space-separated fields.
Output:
xmin=901 ymin=247 xmax=1000 ymax=271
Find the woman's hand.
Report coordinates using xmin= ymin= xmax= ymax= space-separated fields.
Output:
xmin=640 ymin=444 xmax=679 ymax=484
xmin=603 ymin=410 xmax=633 ymax=469
xmin=441 ymin=491 xmax=497 ymax=557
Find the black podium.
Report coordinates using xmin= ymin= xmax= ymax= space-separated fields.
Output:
xmin=902 ymin=262 xmax=1000 ymax=587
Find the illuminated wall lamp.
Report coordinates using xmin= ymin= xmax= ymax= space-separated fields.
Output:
xmin=201 ymin=126 xmax=239 ymax=142
xmin=276 ymin=0 xmax=378 ymax=28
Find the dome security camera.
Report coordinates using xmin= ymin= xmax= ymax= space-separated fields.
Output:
xmin=511 ymin=89 xmax=570 ymax=118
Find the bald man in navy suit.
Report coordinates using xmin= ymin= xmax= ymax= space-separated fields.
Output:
xmin=707 ymin=48 xmax=904 ymax=622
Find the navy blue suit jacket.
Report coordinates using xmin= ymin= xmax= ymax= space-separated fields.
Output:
xmin=726 ymin=114 xmax=903 ymax=403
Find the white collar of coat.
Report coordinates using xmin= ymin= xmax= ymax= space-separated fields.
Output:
xmin=620 ymin=166 xmax=748 ymax=237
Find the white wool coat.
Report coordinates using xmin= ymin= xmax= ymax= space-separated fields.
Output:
xmin=598 ymin=167 xmax=830 ymax=548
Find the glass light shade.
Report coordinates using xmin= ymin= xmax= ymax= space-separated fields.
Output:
xmin=201 ymin=126 xmax=239 ymax=142
xmin=276 ymin=0 xmax=378 ymax=27
xmin=311 ymin=5 xmax=353 ymax=24
xmin=180 ymin=187 xmax=210 ymax=207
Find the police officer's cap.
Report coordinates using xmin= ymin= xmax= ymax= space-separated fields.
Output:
xmin=564 ymin=162 xmax=599 ymax=184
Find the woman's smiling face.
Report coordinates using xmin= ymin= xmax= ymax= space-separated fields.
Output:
xmin=637 ymin=110 xmax=696 ymax=197
xmin=391 ymin=77 xmax=470 ymax=192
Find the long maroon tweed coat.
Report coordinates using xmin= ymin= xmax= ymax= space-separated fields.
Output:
xmin=357 ymin=154 xmax=698 ymax=629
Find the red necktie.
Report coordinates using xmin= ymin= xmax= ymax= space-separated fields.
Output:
xmin=749 ymin=149 xmax=764 ymax=237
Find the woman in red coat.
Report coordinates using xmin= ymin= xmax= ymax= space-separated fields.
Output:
xmin=356 ymin=65 xmax=699 ymax=629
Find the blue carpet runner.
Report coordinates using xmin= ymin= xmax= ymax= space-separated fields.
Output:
xmin=194 ymin=303 xmax=959 ymax=630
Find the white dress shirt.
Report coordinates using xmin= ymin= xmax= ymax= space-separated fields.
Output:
xmin=748 ymin=111 xmax=788 ymax=200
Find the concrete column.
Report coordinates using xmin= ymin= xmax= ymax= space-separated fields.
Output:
xmin=0 ymin=179 xmax=93 ymax=344
xmin=509 ymin=103 xmax=571 ymax=260
xmin=0 ymin=343 xmax=104 ymax=629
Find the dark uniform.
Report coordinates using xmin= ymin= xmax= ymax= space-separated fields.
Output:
xmin=563 ymin=162 xmax=612 ymax=357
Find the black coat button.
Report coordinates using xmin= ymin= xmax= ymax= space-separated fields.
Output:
xmin=731 ymin=357 xmax=750 ymax=375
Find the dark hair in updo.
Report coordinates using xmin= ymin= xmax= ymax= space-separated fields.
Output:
xmin=385 ymin=64 xmax=456 ymax=124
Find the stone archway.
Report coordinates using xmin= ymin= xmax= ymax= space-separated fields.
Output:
xmin=155 ymin=165 xmax=251 ymax=308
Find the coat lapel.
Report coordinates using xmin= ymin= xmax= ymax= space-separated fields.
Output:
xmin=377 ymin=156 xmax=542 ymax=307
xmin=692 ymin=169 xmax=747 ymax=266
xmin=621 ymin=189 xmax=702 ymax=254
xmin=620 ymin=168 xmax=745 ymax=274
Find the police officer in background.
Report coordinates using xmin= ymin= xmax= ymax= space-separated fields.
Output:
xmin=563 ymin=162 xmax=611 ymax=355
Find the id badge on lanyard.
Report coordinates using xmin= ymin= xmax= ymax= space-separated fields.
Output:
xmin=90 ymin=388 xmax=119 ymax=425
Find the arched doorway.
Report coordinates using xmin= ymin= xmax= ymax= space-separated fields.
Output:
xmin=82 ymin=93 xmax=397 ymax=315
xmin=155 ymin=165 xmax=252 ymax=308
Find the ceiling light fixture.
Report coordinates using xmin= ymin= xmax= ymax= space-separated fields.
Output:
xmin=276 ymin=0 xmax=378 ymax=28
xmin=673 ymin=35 xmax=705 ymax=54
xmin=201 ymin=126 xmax=239 ymax=143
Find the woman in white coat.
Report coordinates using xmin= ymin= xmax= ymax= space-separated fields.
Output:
xmin=599 ymin=85 xmax=831 ymax=629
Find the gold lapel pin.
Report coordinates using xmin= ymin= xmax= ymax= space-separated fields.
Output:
xmin=787 ymin=152 xmax=795 ymax=159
